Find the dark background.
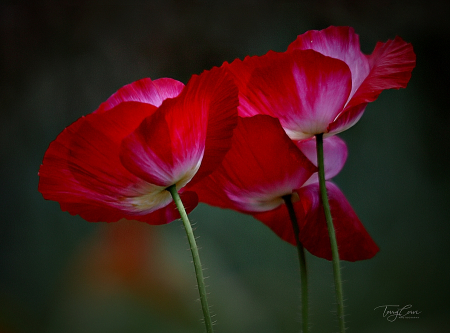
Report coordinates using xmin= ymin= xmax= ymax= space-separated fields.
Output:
xmin=1 ymin=0 xmax=449 ymax=332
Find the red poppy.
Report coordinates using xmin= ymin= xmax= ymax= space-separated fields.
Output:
xmin=38 ymin=67 xmax=238 ymax=224
xmin=225 ymin=26 xmax=416 ymax=140
xmin=192 ymin=115 xmax=378 ymax=261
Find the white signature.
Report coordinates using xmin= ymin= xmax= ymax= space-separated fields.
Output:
xmin=374 ymin=304 xmax=421 ymax=322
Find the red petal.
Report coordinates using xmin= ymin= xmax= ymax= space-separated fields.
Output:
xmin=58 ymin=190 xmax=198 ymax=225
xmin=296 ymin=135 xmax=348 ymax=185
xmin=96 ymin=78 xmax=184 ymax=113
xmin=345 ymin=36 xmax=416 ymax=110
xmin=226 ymin=49 xmax=352 ymax=139
xmin=38 ymin=101 xmax=190 ymax=223
xmin=132 ymin=190 xmax=199 ymax=225
xmin=253 ymin=182 xmax=379 ymax=261
xmin=288 ymin=26 xmax=370 ymax=102
xmin=59 ymin=201 xmax=136 ymax=223
xmin=187 ymin=67 xmax=239 ymax=186
xmin=120 ymin=66 xmax=238 ymax=188
xmin=67 ymin=103 xmax=157 ymax=193
xmin=192 ymin=115 xmax=317 ymax=212
xmin=224 ymin=55 xmax=262 ymax=118
xmin=252 ymin=203 xmax=306 ymax=244
xmin=39 ymin=116 xmax=93 ymax=204
xmin=39 ymin=102 xmax=151 ymax=200
xmin=298 ymin=182 xmax=379 ymax=261
xmin=119 ymin=107 xmax=178 ymax=186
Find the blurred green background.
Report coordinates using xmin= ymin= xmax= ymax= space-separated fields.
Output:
xmin=1 ymin=0 xmax=449 ymax=332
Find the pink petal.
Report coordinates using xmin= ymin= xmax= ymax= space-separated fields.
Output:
xmin=296 ymin=135 xmax=348 ymax=185
xmin=192 ymin=115 xmax=317 ymax=212
xmin=288 ymin=26 xmax=371 ymax=102
xmin=345 ymin=36 xmax=416 ymax=110
xmin=226 ymin=49 xmax=352 ymax=139
xmin=96 ymin=78 xmax=184 ymax=113
xmin=120 ymin=66 xmax=238 ymax=188
xmin=327 ymin=103 xmax=367 ymax=135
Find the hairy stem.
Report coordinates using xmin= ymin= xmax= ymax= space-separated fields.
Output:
xmin=315 ymin=134 xmax=345 ymax=333
xmin=167 ymin=185 xmax=214 ymax=333
xmin=282 ymin=194 xmax=309 ymax=333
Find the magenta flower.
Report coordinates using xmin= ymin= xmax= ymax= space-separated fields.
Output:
xmin=225 ymin=26 xmax=416 ymax=139
xmin=192 ymin=115 xmax=379 ymax=261
xmin=38 ymin=67 xmax=238 ymax=224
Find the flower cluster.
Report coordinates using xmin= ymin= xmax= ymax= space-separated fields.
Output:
xmin=39 ymin=26 xmax=415 ymax=261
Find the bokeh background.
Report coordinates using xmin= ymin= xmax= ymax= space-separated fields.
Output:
xmin=1 ymin=0 xmax=449 ymax=332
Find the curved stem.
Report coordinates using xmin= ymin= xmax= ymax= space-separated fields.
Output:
xmin=282 ymin=194 xmax=309 ymax=333
xmin=315 ymin=134 xmax=345 ymax=333
xmin=167 ymin=185 xmax=214 ymax=333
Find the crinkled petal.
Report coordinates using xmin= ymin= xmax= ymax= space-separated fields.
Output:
xmin=345 ymin=36 xmax=416 ymax=110
xmin=96 ymin=78 xmax=184 ymax=113
xmin=192 ymin=115 xmax=317 ymax=212
xmin=296 ymin=135 xmax=348 ymax=185
xmin=226 ymin=49 xmax=352 ymax=139
xmin=288 ymin=26 xmax=370 ymax=102
xmin=120 ymin=66 xmax=238 ymax=188
xmin=224 ymin=55 xmax=264 ymax=118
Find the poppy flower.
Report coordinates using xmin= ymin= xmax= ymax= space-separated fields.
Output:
xmin=192 ymin=115 xmax=378 ymax=261
xmin=224 ymin=26 xmax=416 ymax=140
xmin=259 ymin=136 xmax=379 ymax=261
xmin=38 ymin=67 xmax=238 ymax=224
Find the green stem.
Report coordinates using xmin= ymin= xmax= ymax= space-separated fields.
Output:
xmin=315 ymin=134 xmax=345 ymax=333
xmin=282 ymin=194 xmax=309 ymax=333
xmin=167 ymin=185 xmax=214 ymax=333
